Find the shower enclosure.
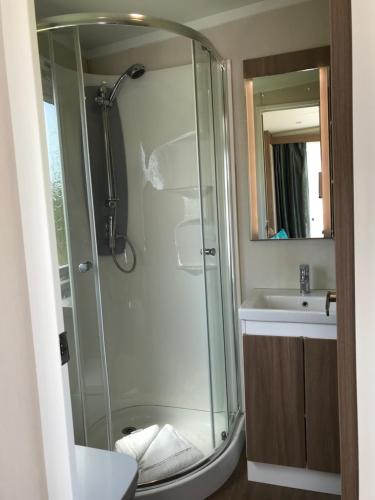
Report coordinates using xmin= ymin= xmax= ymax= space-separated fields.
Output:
xmin=37 ymin=12 xmax=241 ymax=493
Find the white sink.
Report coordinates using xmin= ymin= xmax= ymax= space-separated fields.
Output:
xmin=239 ymin=289 xmax=336 ymax=325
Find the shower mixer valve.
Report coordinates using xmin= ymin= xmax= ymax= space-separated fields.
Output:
xmin=105 ymin=197 xmax=119 ymax=209
xmin=95 ymin=86 xmax=113 ymax=108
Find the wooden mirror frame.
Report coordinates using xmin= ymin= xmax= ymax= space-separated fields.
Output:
xmin=243 ymin=46 xmax=331 ymax=240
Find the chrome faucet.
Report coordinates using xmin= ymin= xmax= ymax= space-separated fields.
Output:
xmin=299 ymin=264 xmax=310 ymax=295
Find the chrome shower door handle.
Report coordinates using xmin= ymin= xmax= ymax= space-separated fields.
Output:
xmin=201 ymin=248 xmax=216 ymax=257
xmin=78 ymin=261 xmax=93 ymax=273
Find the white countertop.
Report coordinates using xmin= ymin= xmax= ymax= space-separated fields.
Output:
xmin=239 ymin=289 xmax=336 ymax=325
xmin=75 ymin=445 xmax=138 ymax=500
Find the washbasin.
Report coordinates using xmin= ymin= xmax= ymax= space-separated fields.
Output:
xmin=239 ymin=289 xmax=336 ymax=325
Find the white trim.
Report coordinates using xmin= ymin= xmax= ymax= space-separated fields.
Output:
xmin=86 ymin=0 xmax=310 ymax=59
xmin=247 ymin=461 xmax=341 ymax=495
xmin=352 ymin=1 xmax=375 ymax=496
xmin=242 ymin=321 xmax=337 ymax=339
xmin=0 ymin=1 xmax=76 ymax=498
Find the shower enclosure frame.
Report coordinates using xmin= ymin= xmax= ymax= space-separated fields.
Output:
xmin=37 ymin=12 xmax=242 ymax=492
xmin=37 ymin=12 xmax=222 ymax=60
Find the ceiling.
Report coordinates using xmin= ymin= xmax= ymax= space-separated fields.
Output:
xmin=34 ymin=0 xmax=299 ymax=55
xmin=253 ymin=69 xmax=319 ymax=94
xmin=263 ymin=106 xmax=320 ymax=134
xmin=34 ymin=0 xmax=267 ymax=53
xmin=34 ymin=0 xmax=261 ymax=23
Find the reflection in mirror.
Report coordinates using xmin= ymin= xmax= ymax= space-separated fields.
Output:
xmin=244 ymin=49 xmax=333 ymax=241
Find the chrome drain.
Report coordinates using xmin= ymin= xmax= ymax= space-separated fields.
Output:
xmin=121 ymin=426 xmax=137 ymax=435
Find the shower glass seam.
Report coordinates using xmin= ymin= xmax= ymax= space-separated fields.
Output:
xmin=47 ymin=31 xmax=88 ymax=445
xmin=73 ymin=27 xmax=113 ymax=450
xmin=191 ymin=39 xmax=216 ymax=451
xmin=208 ymin=56 xmax=230 ymax=433
xmin=220 ymin=61 xmax=242 ymax=411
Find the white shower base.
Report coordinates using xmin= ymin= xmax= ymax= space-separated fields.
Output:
xmin=88 ymin=405 xmax=244 ymax=497
xmin=136 ymin=413 xmax=244 ymax=499
xmin=89 ymin=404 xmax=227 ymax=457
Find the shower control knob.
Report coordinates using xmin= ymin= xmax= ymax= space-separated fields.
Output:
xmin=78 ymin=261 xmax=93 ymax=273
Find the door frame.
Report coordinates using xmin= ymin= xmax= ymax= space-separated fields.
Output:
xmin=330 ymin=1 xmax=359 ymax=499
xmin=0 ymin=1 xmax=77 ymax=498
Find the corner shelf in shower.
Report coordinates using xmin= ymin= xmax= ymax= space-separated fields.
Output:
xmin=175 ymin=218 xmax=217 ymax=275
xmin=165 ymin=185 xmax=213 ymax=198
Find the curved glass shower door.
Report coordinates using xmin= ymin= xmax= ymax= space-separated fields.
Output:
xmin=38 ymin=28 xmax=112 ymax=449
xmin=193 ymin=41 xmax=230 ymax=447
xmin=194 ymin=43 xmax=240 ymax=431
xmin=38 ymin=18 xmax=239 ymax=488
xmin=91 ymin=54 xmax=217 ymax=468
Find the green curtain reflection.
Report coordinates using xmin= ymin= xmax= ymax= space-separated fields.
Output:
xmin=273 ymin=142 xmax=310 ymax=238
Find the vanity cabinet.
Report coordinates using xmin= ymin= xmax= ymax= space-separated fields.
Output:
xmin=304 ymin=338 xmax=340 ymax=473
xmin=244 ymin=336 xmax=306 ymax=467
xmin=243 ymin=335 xmax=340 ymax=473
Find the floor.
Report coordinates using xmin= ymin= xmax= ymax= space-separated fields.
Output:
xmin=208 ymin=451 xmax=341 ymax=500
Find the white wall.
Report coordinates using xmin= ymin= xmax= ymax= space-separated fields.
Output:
xmin=206 ymin=0 xmax=335 ymax=296
xmin=0 ymin=1 xmax=77 ymax=497
xmin=86 ymin=67 xmax=214 ymax=425
xmin=89 ymin=0 xmax=336 ymax=298
xmin=0 ymin=20 xmax=48 ymax=499
xmin=352 ymin=1 xmax=375 ymax=497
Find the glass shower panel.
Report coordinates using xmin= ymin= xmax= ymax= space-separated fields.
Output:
xmin=211 ymin=62 xmax=240 ymax=427
xmin=211 ymin=60 xmax=239 ymax=429
xmin=38 ymin=29 xmax=111 ymax=449
xmin=193 ymin=41 xmax=229 ymax=447
xmin=38 ymin=33 xmax=85 ymax=445
xmin=37 ymin=13 xmax=242 ymax=489
xmin=88 ymin=46 xmax=215 ymax=462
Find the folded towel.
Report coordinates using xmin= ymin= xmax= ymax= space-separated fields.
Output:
xmin=115 ymin=424 xmax=160 ymax=461
xmin=139 ymin=424 xmax=203 ymax=483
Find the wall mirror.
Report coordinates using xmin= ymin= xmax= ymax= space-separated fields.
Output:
xmin=244 ymin=47 xmax=333 ymax=241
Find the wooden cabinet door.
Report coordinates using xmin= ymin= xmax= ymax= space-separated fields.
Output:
xmin=243 ymin=335 xmax=306 ymax=467
xmin=304 ymin=338 xmax=340 ymax=473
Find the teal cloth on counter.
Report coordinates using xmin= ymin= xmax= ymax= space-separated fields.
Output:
xmin=271 ymin=228 xmax=289 ymax=239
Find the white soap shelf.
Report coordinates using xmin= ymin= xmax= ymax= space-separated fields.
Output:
xmin=165 ymin=185 xmax=213 ymax=198
xmin=176 ymin=263 xmax=217 ymax=274
xmin=174 ymin=218 xmax=217 ymax=275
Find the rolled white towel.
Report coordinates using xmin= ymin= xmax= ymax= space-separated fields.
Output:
xmin=115 ymin=424 xmax=160 ymax=461
xmin=139 ymin=424 xmax=203 ymax=483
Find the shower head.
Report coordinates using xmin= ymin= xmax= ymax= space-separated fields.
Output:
xmin=128 ymin=63 xmax=146 ymax=79
xmin=108 ymin=63 xmax=145 ymax=104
